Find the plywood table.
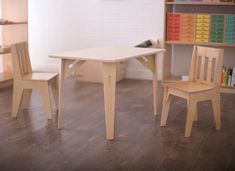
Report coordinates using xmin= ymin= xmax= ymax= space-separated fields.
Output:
xmin=49 ymin=47 xmax=165 ymax=140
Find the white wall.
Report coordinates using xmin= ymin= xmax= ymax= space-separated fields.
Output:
xmin=172 ymin=45 xmax=235 ymax=76
xmin=28 ymin=0 xmax=165 ymax=80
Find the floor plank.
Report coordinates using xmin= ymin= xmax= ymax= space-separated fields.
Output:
xmin=0 ymin=79 xmax=234 ymax=171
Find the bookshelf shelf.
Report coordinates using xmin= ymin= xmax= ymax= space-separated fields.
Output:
xmin=0 ymin=52 xmax=10 ymax=55
xmin=0 ymin=21 xmax=28 ymax=25
xmin=166 ymin=2 xmax=235 ymax=6
xmin=0 ymin=47 xmax=10 ymax=54
xmin=165 ymin=41 xmax=235 ymax=47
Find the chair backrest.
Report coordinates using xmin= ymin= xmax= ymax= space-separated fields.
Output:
xmin=11 ymin=42 xmax=32 ymax=80
xmin=189 ymin=46 xmax=224 ymax=87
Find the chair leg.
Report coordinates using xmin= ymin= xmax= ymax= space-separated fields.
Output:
xmin=160 ymin=87 xmax=171 ymax=126
xmin=22 ymin=89 xmax=32 ymax=109
xmin=51 ymin=76 xmax=59 ymax=110
xmin=12 ymin=86 xmax=24 ymax=118
xmin=185 ymin=97 xmax=197 ymax=137
xmin=212 ymin=92 xmax=221 ymax=130
xmin=41 ymin=83 xmax=53 ymax=120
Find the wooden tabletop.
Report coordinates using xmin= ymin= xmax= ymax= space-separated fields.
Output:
xmin=49 ymin=47 xmax=165 ymax=62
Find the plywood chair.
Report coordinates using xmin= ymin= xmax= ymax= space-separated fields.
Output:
xmin=11 ymin=42 xmax=59 ymax=119
xmin=160 ymin=46 xmax=224 ymax=137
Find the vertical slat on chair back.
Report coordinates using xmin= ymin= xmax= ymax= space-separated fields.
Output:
xmin=189 ymin=46 xmax=224 ymax=86
xmin=11 ymin=42 xmax=32 ymax=80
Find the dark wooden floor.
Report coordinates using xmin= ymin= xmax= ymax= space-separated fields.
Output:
xmin=0 ymin=79 xmax=235 ymax=171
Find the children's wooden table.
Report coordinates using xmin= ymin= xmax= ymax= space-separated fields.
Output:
xmin=49 ymin=47 xmax=165 ymax=140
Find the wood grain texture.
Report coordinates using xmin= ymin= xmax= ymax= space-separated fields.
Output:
xmin=49 ymin=47 xmax=165 ymax=63
xmin=102 ymin=62 xmax=117 ymax=140
xmin=55 ymin=49 xmax=164 ymax=139
xmin=10 ymin=42 xmax=59 ymax=120
xmin=161 ymin=46 xmax=224 ymax=137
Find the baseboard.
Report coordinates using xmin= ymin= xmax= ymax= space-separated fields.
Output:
xmin=125 ymin=68 xmax=163 ymax=81
xmin=33 ymin=63 xmax=163 ymax=81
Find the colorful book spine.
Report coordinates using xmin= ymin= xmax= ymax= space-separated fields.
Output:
xmin=167 ymin=13 xmax=181 ymax=41
xmin=221 ymin=66 xmax=225 ymax=86
xmin=166 ymin=13 xmax=235 ymax=44
xmin=228 ymin=67 xmax=233 ymax=86
xmin=210 ymin=15 xmax=224 ymax=43
xmin=232 ymin=67 xmax=235 ymax=87
xmin=224 ymin=68 xmax=228 ymax=86
xmin=196 ymin=14 xmax=210 ymax=43
xmin=221 ymin=67 xmax=235 ymax=87
xmin=225 ymin=15 xmax=235 ymax=44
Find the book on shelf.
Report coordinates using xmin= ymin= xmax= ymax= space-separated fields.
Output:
xmin=221 ymin=66 xmax=235 ymax=87
xmin=232 ymin=67 xmax=235 ymax=86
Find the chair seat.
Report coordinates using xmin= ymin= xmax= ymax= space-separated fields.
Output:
xmin=22 ymin=72 xmax=58 ymax=81
xmin=162 ymin=81 xmax=214 ymax=93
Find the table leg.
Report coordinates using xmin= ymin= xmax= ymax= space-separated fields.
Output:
xmin=136 ymin=54 xmax=159 ymax=115
xmin=58 ymin=59 xmax=65 ymax=129
xmin=153 ymin=55 xmax=158 ymax=115
xmin=102 ymin=62 xmax=117 ymax=140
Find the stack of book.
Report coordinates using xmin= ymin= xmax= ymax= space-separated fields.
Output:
xmin=221 ymin=66 xmax=235 ymax=87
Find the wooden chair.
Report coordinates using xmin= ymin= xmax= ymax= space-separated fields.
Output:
xmin=160 ymin=46 xmax=224 ymax=137
xmin=11 ymin=42 xmax=59 ymax=120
